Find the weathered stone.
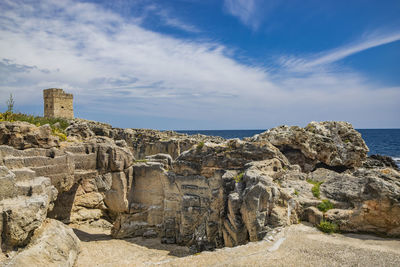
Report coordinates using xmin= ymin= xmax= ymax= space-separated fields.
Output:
xmin=363 ymin=154 xmax=399 ymax=170
xmin=0 ymin=165 xmax=57 ymax=249
xmin=0 ymin=122 xmax=60 ymax=149
xmin=251 ymin=121 xmax=369 ymax=172
xmin=5 ymin=219 xmax=80 ymax=267
xmin=104 ymin=171 xmax=129 ymax=213
xmin=304 ymin=206 xmax=323 ymax=225
xmin=307 ymin=167 xmax=400 ymax=236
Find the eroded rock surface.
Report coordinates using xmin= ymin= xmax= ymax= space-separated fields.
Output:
xmin=5 ymin=219 xmax=80 ymax=267
xmin=250 ymin=121 xmax=369 ymax=172
xmin=67 ymin=119 xmax=224 ymax=159
xmin=111 ymin=139 xmax=299 ymax=250
xmin=0 ymin=121 xmax=59 ymax=149
xmin=0 ymin=119 xmax=399 ymax=264
xmin=0 ymin=161 xmax=57 ymax=249
xmin=49 ymin=136 xmax=134 ymax=224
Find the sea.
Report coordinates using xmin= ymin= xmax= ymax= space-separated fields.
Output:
xmin=176 ymin=129 xmax=400 ymax=167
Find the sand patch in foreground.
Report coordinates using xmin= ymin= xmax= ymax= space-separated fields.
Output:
xmin=75 ymin=223 xmax=400 ymax=267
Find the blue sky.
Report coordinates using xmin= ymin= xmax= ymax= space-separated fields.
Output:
xmin=0 ymin=0 xmax=399 ymax=130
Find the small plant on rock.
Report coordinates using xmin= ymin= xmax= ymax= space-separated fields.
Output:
xmin=318 ymin=220 xmax=338 ymax=234
xmin=52 ymin=128 xmax=67 ymax=141
xmin=196 ymin=141 xmax=204 ymax=151
xmin=317 ymin=199 xmax=334 ymax=212
xmin=307 ymin=179 xmax=323 ymax=198
xmin=234 ymin=172 xmax=244 ymax=183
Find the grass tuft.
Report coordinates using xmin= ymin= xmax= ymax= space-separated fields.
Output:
xmin=307 ymin=179 xmax=323 ymax=198
xmin=318 ymin=220 xmax=338 ymax=234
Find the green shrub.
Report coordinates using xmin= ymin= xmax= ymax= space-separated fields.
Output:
xmin=317 ymin=199 xmax=334 ymax=212
xmin=196 ymin=141 xmax=204 ymax=151
xmin=52 ymin=128 xmax=67 ymax=141
xmin=318 ymin=220 xmax=338 ymax=234
xmin=234 ymin=172 xmax=244 ymax=183
xmin=1 ymin=108 xmax=70 ymax=142
xmin=294 ymin=189 xmax=299 ymax=196
xmin=307 ymin=179 xmax=323 ymax=198
xmin=1 ymin=112 xmax=69 ymax=130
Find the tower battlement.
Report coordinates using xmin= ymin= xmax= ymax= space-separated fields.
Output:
xmin=43 ymin=88 xmax=74 ymax=119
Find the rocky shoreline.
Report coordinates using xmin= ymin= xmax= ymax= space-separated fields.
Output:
xmin=1 ymin=119 xmax=399 ymax=266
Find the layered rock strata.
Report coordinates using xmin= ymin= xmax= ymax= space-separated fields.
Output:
xmin=0 ymin=119 xmax=399 ymax=264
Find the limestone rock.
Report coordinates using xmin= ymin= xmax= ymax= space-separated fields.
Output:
xmin=66 ymin=119 xmax=224 ymax=159
xmin=5 ymin=219 xmax=80 ymax=267
xmin=0 ymin=165 xmax=57 ymax=249
xmin=65 ymin=121 xmax=94 ymax=140
xmin=240 ymin=161 xmax=298 ymax=242
xmin=0 ymin=121 xmax=60 ymax=149
xmin=174 ymin=139 xmax=289 ymax=178
xmin=50 ymin=137 xmax=134 ymax=223
xmin=305 ymin=167 xmax=400 ymax=236
xmin=0 ymin=145 xmax=75 ymax=193
xmin=111 ymin=142 xmax=295 ymax=251
xmin=363 ymin=154 xmax=399 ymax=170
xmin=251 ymin=121 xmax=369 ymax=172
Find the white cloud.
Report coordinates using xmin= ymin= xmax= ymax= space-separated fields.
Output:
xmin=223 ymin=0 xmax=281 ymax=30
xmin=0 ymin=0 xmax=399 ymax=129
xmin=223 ymin=0 xmax=258 ymax=29
xmin=280 ymin=31 xmax=400 ymax=71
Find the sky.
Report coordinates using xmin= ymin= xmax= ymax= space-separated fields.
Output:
xmin=0 ymin=0 xmax=399 ymax=130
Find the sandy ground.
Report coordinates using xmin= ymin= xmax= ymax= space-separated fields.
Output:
xmin=74 ymin=223 xmax=400 ymax=267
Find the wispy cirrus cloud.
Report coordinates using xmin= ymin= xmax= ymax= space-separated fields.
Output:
xmin=223 ymin=0 xmax=258 ymax=29
xmin=280 ymin=31 xmax=400 ymax=71
xmin=223 ymin=0 xmax=282 ymax=30
xmin=141 ymin=4 xmax=201 ymax=33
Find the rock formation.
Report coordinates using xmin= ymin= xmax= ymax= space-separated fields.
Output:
xmin=1 ymin=119 xmax=399 ymax=265
xmin=249 ymin=121 xmax=369 ymax=172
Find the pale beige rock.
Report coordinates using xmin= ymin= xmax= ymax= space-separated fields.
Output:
xmin=5 ymin=219 xmax=80 ymax=267
xmin=252 ymin=121 xmax=369 ymax=171
xmin=0 ymin=121 xmax=59 ymax=149
xmin=104 ymin=171 xmax=129 ymax=213
xmin=0 ymin=164 xmax=57 ymax=249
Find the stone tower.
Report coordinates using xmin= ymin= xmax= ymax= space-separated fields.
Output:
xmin=43 ymin=88 xmax=74 ymax=119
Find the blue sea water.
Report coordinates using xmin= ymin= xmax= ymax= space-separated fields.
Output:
xmin=176 ymin=129 xmax=400 ymax=166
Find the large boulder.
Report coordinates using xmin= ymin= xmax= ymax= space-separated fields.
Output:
xmin=322 ymin=168 xmax=400 ymax=236
xmin=284 ymin=166 xmax=400 ymax=237
xmin=4 ymin=219 xmax=80 ymax=267
xmin=250 ymin=121 xmax=369 ymax=172
xmin=0 ymin=121 xmax=60 ymax=149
